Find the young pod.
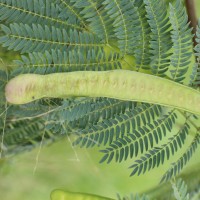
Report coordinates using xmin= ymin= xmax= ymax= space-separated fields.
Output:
xmin=5 ymin=70 xmax=200 ymax=116
xmin=50 ymin=190 xmax=114 ymax=200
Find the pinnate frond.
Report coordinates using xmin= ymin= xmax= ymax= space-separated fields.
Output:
xmin=56 ymin=0 xmax=89 ymax=29
xmin=11 ymin=48 xmax=122 ymax=75
xmin=129 ymin=122 xmax=189 ymax=176
xmin=117 ymin=193 xmax=150 ymax=200
xmin=0 ymin=70 xmax=7 ymax=107
xmin=144 ymin=0 xmax=172 ymax=76
xmin=73 ymin=104 xmax=162 ymax=148
xmin=29 ymin=97 xmax=136 ymax=135
xmin=161 ymin=133 xmax=200 ymax=183
xmin=100 ymin=110 xmax=177 ymax=164
xmin=172 ymin=178 xmax=190 ymax=200
xmin=68 ymin=98 xmax=136 ymax=129
xmin=70 ymin=0 xmax=114 ymax=42
xmin=0 ymin=118 xmax=63 ymax=157
xmin=0 ymin=23 xmax=102 ymax=53
xmin=192 ymin=19 xmax=200 ymax=86
xmin=0 ymin=0 xmax=81 ymax=30
xmin=169 ymin=0 xmax=193 ymax=84
xmin=103 ymin=0 xmax=140 ymax=55
xmin=134 ymin=0 xmax=151 ymax=71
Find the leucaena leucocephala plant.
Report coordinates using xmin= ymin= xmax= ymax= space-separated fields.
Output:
xmin=0 ymin=0 xmax=200 ymax=199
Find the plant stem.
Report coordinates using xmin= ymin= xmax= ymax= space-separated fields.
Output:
xmin=185 ymin=0 xmax=198 ymax=46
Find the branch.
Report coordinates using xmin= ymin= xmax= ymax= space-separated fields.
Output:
xmin=185 ymin=0 xmax=198 ymax=46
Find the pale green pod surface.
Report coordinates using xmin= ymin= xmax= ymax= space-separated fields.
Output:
xmin=5 ymin=70 xmax=200 ymax=115
xmin=50 ymin=190 xmax=114 ymax=200
xmin=5 ymin=74 xmax=44 ymax=105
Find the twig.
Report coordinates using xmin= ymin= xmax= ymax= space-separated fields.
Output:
xmin=185 ymin=0 xmax=198 ymax=47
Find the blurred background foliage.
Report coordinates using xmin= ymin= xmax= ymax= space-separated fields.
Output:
xmin=0 ymin=1 xmax=200 ymax=200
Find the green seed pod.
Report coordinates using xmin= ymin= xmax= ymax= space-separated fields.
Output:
xmin=50 ymin=190 xmax=114 ymax=200
xmin=5 ymin=70 xmax=200 ymax=115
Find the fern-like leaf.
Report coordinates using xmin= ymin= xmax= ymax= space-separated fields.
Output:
xmin=0 ymin=69 xmax=7 ymax=108
xmin=0 ymin=23 xmax=103 ymax=53
xmin=129 ymin=122 xmax=189 ymax=176
xmin=31 ymin=97 xmax=136 ymax=135
xmin=100 ymin=110 xmax=177 ymax=164
xmin=67 ymin=98 xmax=136 ymax=129
xmin=192 ymin=19 xmax=200 ymax=86
xmin=134 ymin=0 xmax=151 ymax=71
xmin=11 ymin=48 xmax=122 ymax=75
xmin=117 ymin=193 xmax=150 ymax=200
xmin=0 ymin=0 xmax=87 ymax=32
xmin=56 ymin=0 xmax=89 ymax=30
xmin=73 ymin=104 xmax=162 ymax=148
xmin=169 ymin=0 xmax=193 ymax=84
xmin=70 ymin=0 xmax=114 ymax=42
xmin=172 ymin=178 xmax=190 ymax=200
xmin=0 ymin=118 xmax=63 ymax=158
xmin=103 ymin=0 xmax=139 ymax=54
xmin=161 ymin=133 xmax=200 ymax=183
xmin=144 ymin=0 xmax=172 ymax=76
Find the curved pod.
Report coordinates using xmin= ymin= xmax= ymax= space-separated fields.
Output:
xmin=50 ymin=190 xmax=114 ymax=200
xmin=5 ymin=70 xmax=200 ymax=115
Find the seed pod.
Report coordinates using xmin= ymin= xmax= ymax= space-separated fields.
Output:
xmin=5 ymin=70 xmax=200 ymax=115
xmin=50 ymin=190 xmax=114 ymax=200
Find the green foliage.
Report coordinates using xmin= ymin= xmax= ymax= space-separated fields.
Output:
xmin=103 ymin=0 xmax=139 ymax=54
xmin=144 ymin=0 xmax=172 ymax=76
xmin=0 ymin=0 xmax=83 ymax=29
xmin=1 ymin=118 xmax=63 ymax=157
xmin=0 ymin=0 xmax=199 ymax=193
xmin=116 ymin=193 xmax=149 ymax=200
xmin=172 ymin=178 xmax=190 ymax=200
xmin=161 ymin=132 xmax=200 ymax=183
xmin=0 ymin=69 xmax=7 ymax=106
xmin=190 ymin=186 xmax=200 ymax=200
xmin=193 ymin=20 xmax=200 ymax=86
xmin=130 ymin=122 xmax=190 ymax=177
xmin=0 ymin=23 xmax=102 ymax=53
xmin=99 ymin=108 xmax=175 ymax=164
xmin=12 ymin=48 xmax=122 ymax=74
xmin=169 ymin=0 xmax=193 ymax=83
xmin=74 ymin=104 xmax=162 ymax=148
